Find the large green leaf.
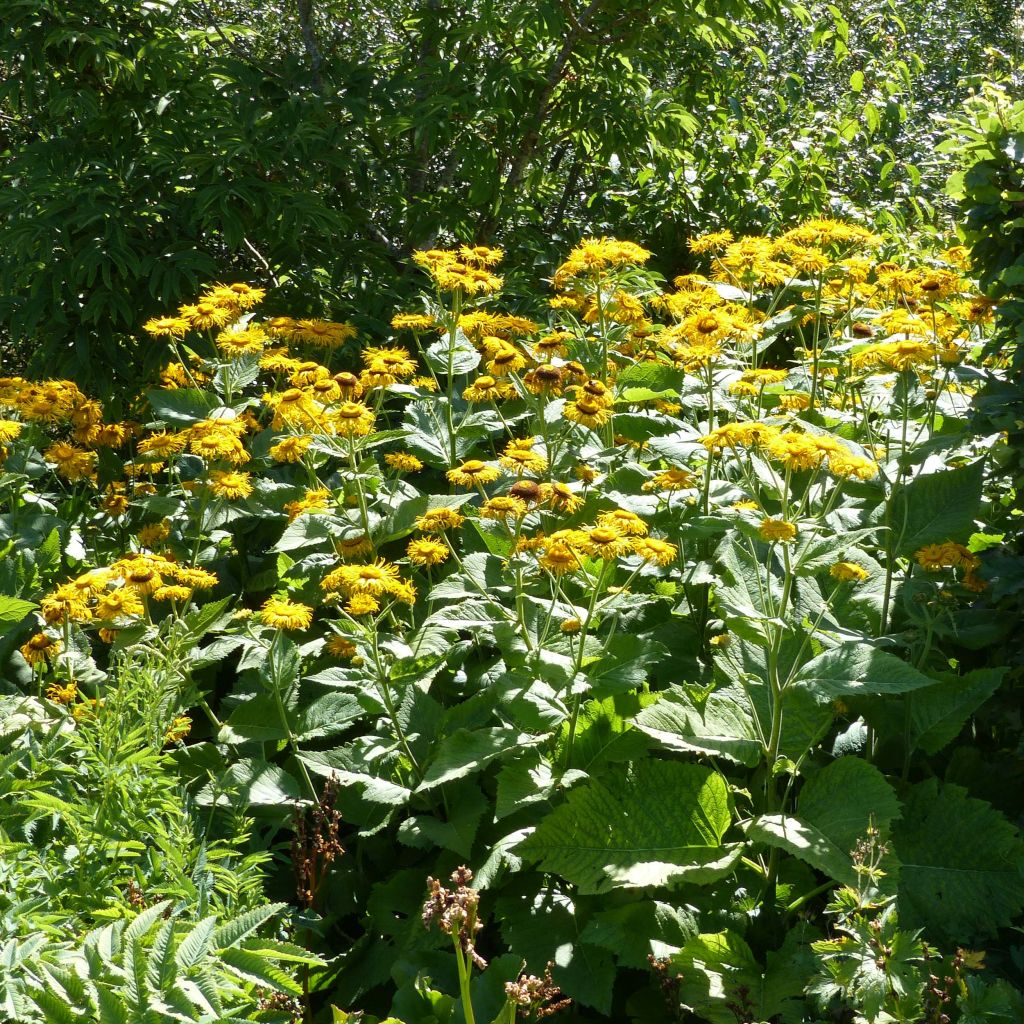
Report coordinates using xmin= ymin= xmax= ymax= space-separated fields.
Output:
xmin=635 ymin=685 xmax=762 ymax=767
xmin=671 ymin=928 xmax=813 ymax=1024
xmin=888 ymin=459 xmax=985 ymax=555
xmin=415 ymin=727 xmax=538 ymax=792
xmin=893 ymin=779 xmax=1024 ymax=943
xmin=519 ymin=761 xmax=733 ymax=893
xmin=906 ymin=667 xmax=1006 ymax=755
xmin=747 ymin=758 xmax=900 ymax=886
xmin=791 ymin=643 xmax=938 ymax=699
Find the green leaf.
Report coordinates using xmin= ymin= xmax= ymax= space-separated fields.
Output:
xmin=889 ymin=460 xmax=985 ymax=555
xmin=748 ymin=757 xmax=900 ymax=886
xmin=0 ymin=595 xmax=36 ymax=629
xmin=520 ymin=761 xmax=733 ymax=893
xmin=218 ymin=947 xmax=302 ymax=995
xmin=894 ymin=779 xmax=1024 ymax=943
xmin=906 ymin=668 xmax=1006 ymax=755
xmin=425 ymin=329 xmax=481 ymax=376
xmin=213 ymin=903 xmax=287 ymax=950
xmin=415 ymin=727 xmax=539 ymax=792
xmin=672 ymin=928 xmax=813 ymax=1024
xmin=635 ymin=685 xmax=762 ymax=767
xmin=791 ymin=643 xmax=938 ymax=699
xmin=615 ymin=362 xmax=684 ymax=395
xmin=146 ymin=388 xmax=223 ymax=425
xmin=175 ymin=917 xmax=216 ymax=970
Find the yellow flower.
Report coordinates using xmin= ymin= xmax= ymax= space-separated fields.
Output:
xmin=407 ymin=538 xmax=450 ymax=567
xmin=169 ymin=566 xmax=218 ymax=589
xmin=597 ymin=509 xmax=648 ymax=537
xmin=44 ymin=442 xmax=96 ymax=482
xmin=583 ymin=524 xmax=632 ymax=560
xmin=164 ymin=715 xmax=192 ymax=744
xmin=322 ymin=558 xmax=402 ymax=596
xmin=101 ymin=493 xmax=131 ymax=518
xmin=914 ymin=542 xmax=979 ymax=572
xmin=560 ymin=617 xmax=582 ymax=634
xmin=20 ymin=632 xmax=61 ymax=666
xmin=207 ymin=470 xmax=253 ymax=500
xmin=292 ymin=319 xmax=357 ymax=348
xmin=270 ymin=435 xmax=313 ymax=463
xmin=688 ymin=230 xmax=734 ymax=255
xmin=346 ymin=593 xmax=380 ymax=616
xmin=362 ymin=345 xmax=417 ymax=379
xmin=334 ymin=533 xmax=374 ymax=560
xmin=96 ymin=588 xmax=144 ymax=622
xmin=778 ymin=393 xmax=811 ymax=412
xmin=179 ymin=300 xmax=234 ymax=331
xmin=202 ymin=282 xmax=266 ymax=310
xmin=447 ymin=460 xmax=501 ymax=488
xmin=137 ymin=519 xmax=171 ymax=548
xmin=464 ymin=375 xmax=517 ymax=402
xmin=334 ymin=402 xmax=376 ymax=437
xmin=830 ymin=561 xmax=869 ymax=582
xmin=284 ymin=487 xmax=331 ymax=522
xmin=499 ymin=438 xmax=548 ymax=476
xmin=632 ymin=537 xmax=678 ymax=566
xmin=415 ymin=507 xmax=465 ymax=533
xmin=216 ymin=325 xmax=268 ymax=356
xmin=539 ymin=482 xmax=584 ymax=513
xmin=152 ymin=584 xmax=193 ymax=603
xmin=481 ymin=496 xmax=529 ymax=521
xmin=564 ymin=395 xmax=612 ymax=430
xmin=138 ymin=431 xmax=188 ymax=458
xmin=0 ymin=419 xmax=23 ymax=443
xmin=391 ymin=313 xmax=436 ymax=331
xmin=538 ymin=542 xmax=580 ymax=576
xmin=643 ymin=468 xmax=694 ymax=492
xmin=759 ymin=518 xmax=797 ymax=543
xmin=553 ymin=237 xmax=652 ymax=289
xmin=385 ymin=452 xmax=424 ymax=472
xmin=326 ymin=634 xmax=358 ymax=659
xmin=260 ymin=596 xmax=314 ymax=630
xmin=143 ymin=315 xmax=190 ymax=337
xmin=46 ymin=681 xmax=78 ymax=705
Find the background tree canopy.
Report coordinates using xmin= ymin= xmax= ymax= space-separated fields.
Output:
xmin=0 ymin=0 xmax=1017 ymax=389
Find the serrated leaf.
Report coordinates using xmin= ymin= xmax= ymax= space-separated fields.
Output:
xmin=0 ymin=595 xmax=36 ymax=629
xmin=791 ymin=643 xmax=938 ymax=698
xmin=520 ymin=761 xmax=731 ymax=893
xmin=212 ymin=903 xmax=286 ymax=950
xmin=175 ymin=916 xmax=216 ymax=970
xmin=748 ymin=758 xmax=900 ymax=886
xmin=889 ymin=460 xmax=985 ymax=555
xmin=894 ymin=779 xmax=1024 ymax=943
xmin=635 ymin=686 xmax=762 ymax=767
xmin=218 ymin=946 xmax=302 ymax=995
xmin=907 ymin=667 xmax=1006 ymax=755
xmin=415 ymin=728 xmax=537 ymax=792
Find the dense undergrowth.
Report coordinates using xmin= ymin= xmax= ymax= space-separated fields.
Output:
xmin=1 ymin=210 xmax=1023 ymax=1024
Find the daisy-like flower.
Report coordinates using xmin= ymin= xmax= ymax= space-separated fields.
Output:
xmin=499 ymin=438 xmax=548 ymax=476
xmin=538 ymin=542 xmax=580 ymax=576
xmin=334 ymin=402 xmax=376 ymax=437
xmin=203 ymin=282 xmax=266 ymax=310
xmin=759 ymin=518 xmax=797 ymax=543
xmin=207 ymin=470 xmax=253 ymax=500
xmin=96 ymin=588 xmax=145 ymax=622
xmin=632 ymin=537 xmax=678 ymax=566
xmin=326 ymin=634 xmax=358 ymax=659
xmin=407 ymin=538 xmax=450 ymax=566
xmin=830 ymin=561 xmax=869 ymax=582
xmin=165 ymin=715 xmax=192 ymax=744
xmin=270 ymin=435 xmax=313 ymax=463
xmin=385 ymin=451 xmax=424 ymax=472
xmin=143 ymin=315 xmax=191 ymax=337
xmin=583 ymin=525 xmax=632 ymax=560
xmin=260 ymin=596 xmax=314 ymax=630
xmin=346 ymin=593 xmax=380 ymax=616
xmin=362 ymin=346 xmax=417 ymax=379
xmin=20 ymin=632 xmax=61 ymax=666
xmin=463 ymin=375 xmax=517 ymax=403
xmin=334 ymin=534 xmax=374 ymax=560
xmin=46 ymin=681 xmax=78 ymax=706
xmin=44 ymin=442 xmax=96 ymax=482
xmin=415 ymin=507 xmax=465 ymax=533
xmin=391 ymin=313 xmax=436 ymax=331
xmin=597 ymin=509 xmax=648 ymax=537
xmin=447 ymin=460 xmax=501 ymax=488
xmin=642 ymin=468 xmax=694 ymax=492
xmin=533 ymin=483 xmax=579 ymax=514
xmin=322 ymin=558 xmax=402 ymax=596
xmin=481 ymin=495 xmax=529 ymax=521
xmin=152 ymin=584 xmax=193 ymax=603
xmin=179 ymin=300 xmax=234 ymax=331
xmin=216 ymin=325 xmax=268 ymax=357
xmin=170 ymin=566 xmax=219 ymax=589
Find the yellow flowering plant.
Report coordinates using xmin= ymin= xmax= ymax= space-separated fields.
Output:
xmin=0 ymin=228 xmax=1019 ymax=1024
